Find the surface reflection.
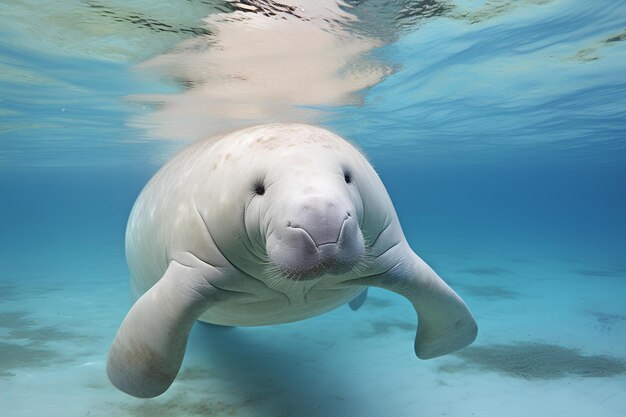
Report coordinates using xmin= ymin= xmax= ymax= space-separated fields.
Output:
xmin=129 ymin=0 xmax=392 ymax=141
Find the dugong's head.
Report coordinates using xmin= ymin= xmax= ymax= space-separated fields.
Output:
xmin=263 ymin=156 xmax=365 ymax=280
xmin=197 ymin=124 xmax=388 ymax=282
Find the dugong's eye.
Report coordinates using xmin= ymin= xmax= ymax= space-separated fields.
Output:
xmin=253 ymin=181 xmax=265 ymax=196
xmin=343 ymin=170 xmax=352 ymax=184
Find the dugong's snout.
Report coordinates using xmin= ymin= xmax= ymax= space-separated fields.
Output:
xmin=266 ymin=195 xmax=364 ymax=279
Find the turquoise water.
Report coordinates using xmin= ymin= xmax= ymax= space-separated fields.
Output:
xmin=1 ymin=1 xmax=625 ymax=416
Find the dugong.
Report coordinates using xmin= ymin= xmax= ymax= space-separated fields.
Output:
xmin=107 ymin=123 xmax=477 ymax=398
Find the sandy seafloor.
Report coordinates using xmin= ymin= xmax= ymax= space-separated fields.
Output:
xmin=2 ymin=243 xmax=625 ymax=417
xmin=1 ymin=167 xmax=625 ymax=417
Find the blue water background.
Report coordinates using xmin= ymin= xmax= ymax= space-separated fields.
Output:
xmin=1 ymin=0 xmax=625 ymax=416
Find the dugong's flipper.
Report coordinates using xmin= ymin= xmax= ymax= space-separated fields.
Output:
xmin=349 ymin=288 xmax=368 ymax=311
xmin=358 ymin=248 xmax=477 ymax=359
xmin=107 ymin=261 xmax=225 ymax=398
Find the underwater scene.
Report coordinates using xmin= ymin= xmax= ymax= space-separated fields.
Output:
xmin=1 ymin=0 xmax=625 ymax=416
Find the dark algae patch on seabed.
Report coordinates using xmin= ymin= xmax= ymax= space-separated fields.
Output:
xmin=455 ymin=284 xmax=519 ymax=300
xmin=0 ymin=310 xmax=98 ymax=377
xmin=458 ymin=267 xmax=513 ymax=277
xmin=0 ymin=311 xmax=65 ymax=377
xmin=117 ymin=391 xmax=260 ymax=417
xmin=356 ymin=319 xmax=416 ymax=338
xmin=439 ymin=342 xmax=626 ymax=379
xmin=589 ymin=311 xmax=626 ymax=334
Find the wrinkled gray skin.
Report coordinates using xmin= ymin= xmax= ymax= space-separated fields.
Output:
xmin=107 ymin=123 xmax=477 ymax=398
